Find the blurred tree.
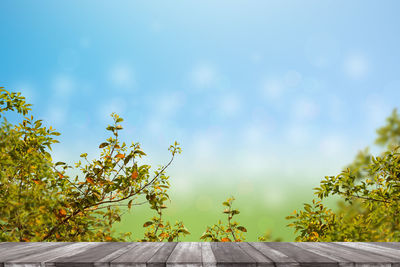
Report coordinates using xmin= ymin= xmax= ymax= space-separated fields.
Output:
xmin=286 ymin=108 xmax=400 ymax=241
xmin=0 ymin=87 xmax=186 ymax=241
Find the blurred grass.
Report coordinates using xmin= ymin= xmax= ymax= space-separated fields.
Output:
xmin=113 ymin=180 xmax=340 ymax=241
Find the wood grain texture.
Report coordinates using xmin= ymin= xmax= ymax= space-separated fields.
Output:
xmin=6 ymin=242 xmax=94 ymax=267
xmin=292 ymin=242 xmax=392 ymax=267
xmin=147 ymin=242 xmax=177 ymax=267
xmin=236 ymin=242 xmax=274 ymax=267
xmin=201 ymin=242 xmax=216 ymax=267
xmin=0 ymin=242 xmax=400 ymax=267
xmin=166 ymin=242 xmax=202 ymax=267
xmin=0 ymin=242 xmax=68 ymax=265
xmin=111 ymin=242 xmax=162 ymax=267
xmin=53 ymin=242 xmax=129 ymax=267
xmin=249 ymin=242 xmax=299 ymax=266
xmin=334 ymin=242 xmax=400 ymax=261
xmin=264 ymin=242 xmax=338 ymax=267
xmin=211 ymin=242 xmax=257 ymax=266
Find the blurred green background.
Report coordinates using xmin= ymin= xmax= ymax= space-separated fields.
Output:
xmin=2 ymin=0 xmax=400 ymax=241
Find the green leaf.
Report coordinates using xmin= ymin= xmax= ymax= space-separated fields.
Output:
xmin=124 ymin=154 xmax=133 ymax=165
xmin=134 ymin=150 xmax=146 ymax=156
xmin=237 ymin=226 xmax=247 ymax=232
xmin=143 ymin=221 xmax=153 ymax=227
xmin=231 ymin=209 xmax=240 ymax=215
xmin=99 ymin=142 xmax=109 ymax=148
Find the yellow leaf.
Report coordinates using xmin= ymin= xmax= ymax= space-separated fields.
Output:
xmin=311 ymin=231 xmax=319 ymax=238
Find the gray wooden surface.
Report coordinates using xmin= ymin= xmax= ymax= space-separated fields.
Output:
xmin=0 ymin=242 xmax=400 ymax=266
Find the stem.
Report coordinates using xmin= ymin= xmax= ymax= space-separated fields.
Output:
xmin=351 ymin=193 xmax=393 ymax=203
xmin=154 ymin=208 xmax=163 ymax=239
xmin=227 ymin=209 xmax=237 ymax=241
xmin=135 ymin=154 xmax=175 ymax=195
xmin=50 ymin=165 xmax=85 ymax=195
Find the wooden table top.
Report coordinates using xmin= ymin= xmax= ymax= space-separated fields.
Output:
xmin=0 ymin=242 xmax=400 ymax=266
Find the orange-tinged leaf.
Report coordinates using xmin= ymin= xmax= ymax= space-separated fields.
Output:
xmin=159 ymin=232 xmax=169 ymax=238
xmin=58 ymin=172 xmax=64 ymax=179
xmin=86 ymin=177 xmax=94 ymax=184
xmin=105 ymin=236 xmax=113 ymax=241
xmin=131 ymin=171 xmax=138 ymax=179
xmin=22 ymin=237 xmax=30 ymax=242
xmin=143 ymin=221 xmax=153 ymax=227
xmin=59 ymin=209 xmax=67 ymax=217
xmin=221 ymin=237 xmax=231 ymax=242
xmin=33 ymin=180 xmax=40 ymax=185
xmin=311 ymin=231 xmax=319 ymax=238
xmin=237 ymin=226 xmax=247 ymax=232
xmin=115 ymin=153 xmax=125 ymax=159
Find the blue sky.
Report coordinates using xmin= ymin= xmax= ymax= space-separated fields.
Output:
xmin=1 ymin=0 xmax=400 ymax=239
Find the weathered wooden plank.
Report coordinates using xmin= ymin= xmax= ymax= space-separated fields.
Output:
xmin=51 ymin=242 xmax=126 ymax=267
xmin=369 ymin=242 xmax=400 ymax=250
xmin=166 ymin=242 xmax=202 ymax=267
xmin=334 ymin=242 xmax=400 ymax=260
xmin=236 ymin=242 xmax=274 ymax=267
xmin=265 ymin=242 xmax=338 ymax=267
xmin=325 ymin=243 xmax=399 ymax=267
xmin=95 ymin=242 xmax=138 ymax=267
xmin=292 ymin=242 xmax=393 ymax=267
xmin=5 ymin=242 xmax=99 ymax=267
xmin=211 ymin=242 xmax=256 ymax=267
xmin=249 ymin=242 xmax=299 ymax=266
xmin=1 ymin=242 xmax=400 ymax=266
xmin=110 ymin=242 xmax=163 ymax=267
xmin=147 ymin=242 xmax=177 ymax=267
xmin=0 ymin=243 xmax=29 ymax=249
xmin=0 ymin=242 xmax=69 ymax=264
xmin=201 ymin=243 xmax=217 ymax=267
xmin=0 ymin=242 xmax=56 ymax=259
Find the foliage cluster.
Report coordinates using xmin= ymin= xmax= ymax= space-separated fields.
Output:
xmin=200 ymin=197 xmax=247 ymax=242
xmin=0 ymin=87 xmax=188 ymax=241
xmin=2 ymin=86 xmax=400 ymax=242
xmin=286 ymin=109 xmax=400 ymax=241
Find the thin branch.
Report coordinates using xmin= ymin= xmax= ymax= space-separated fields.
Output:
xmin=50 ymin=165 xmax=85 ymax=195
